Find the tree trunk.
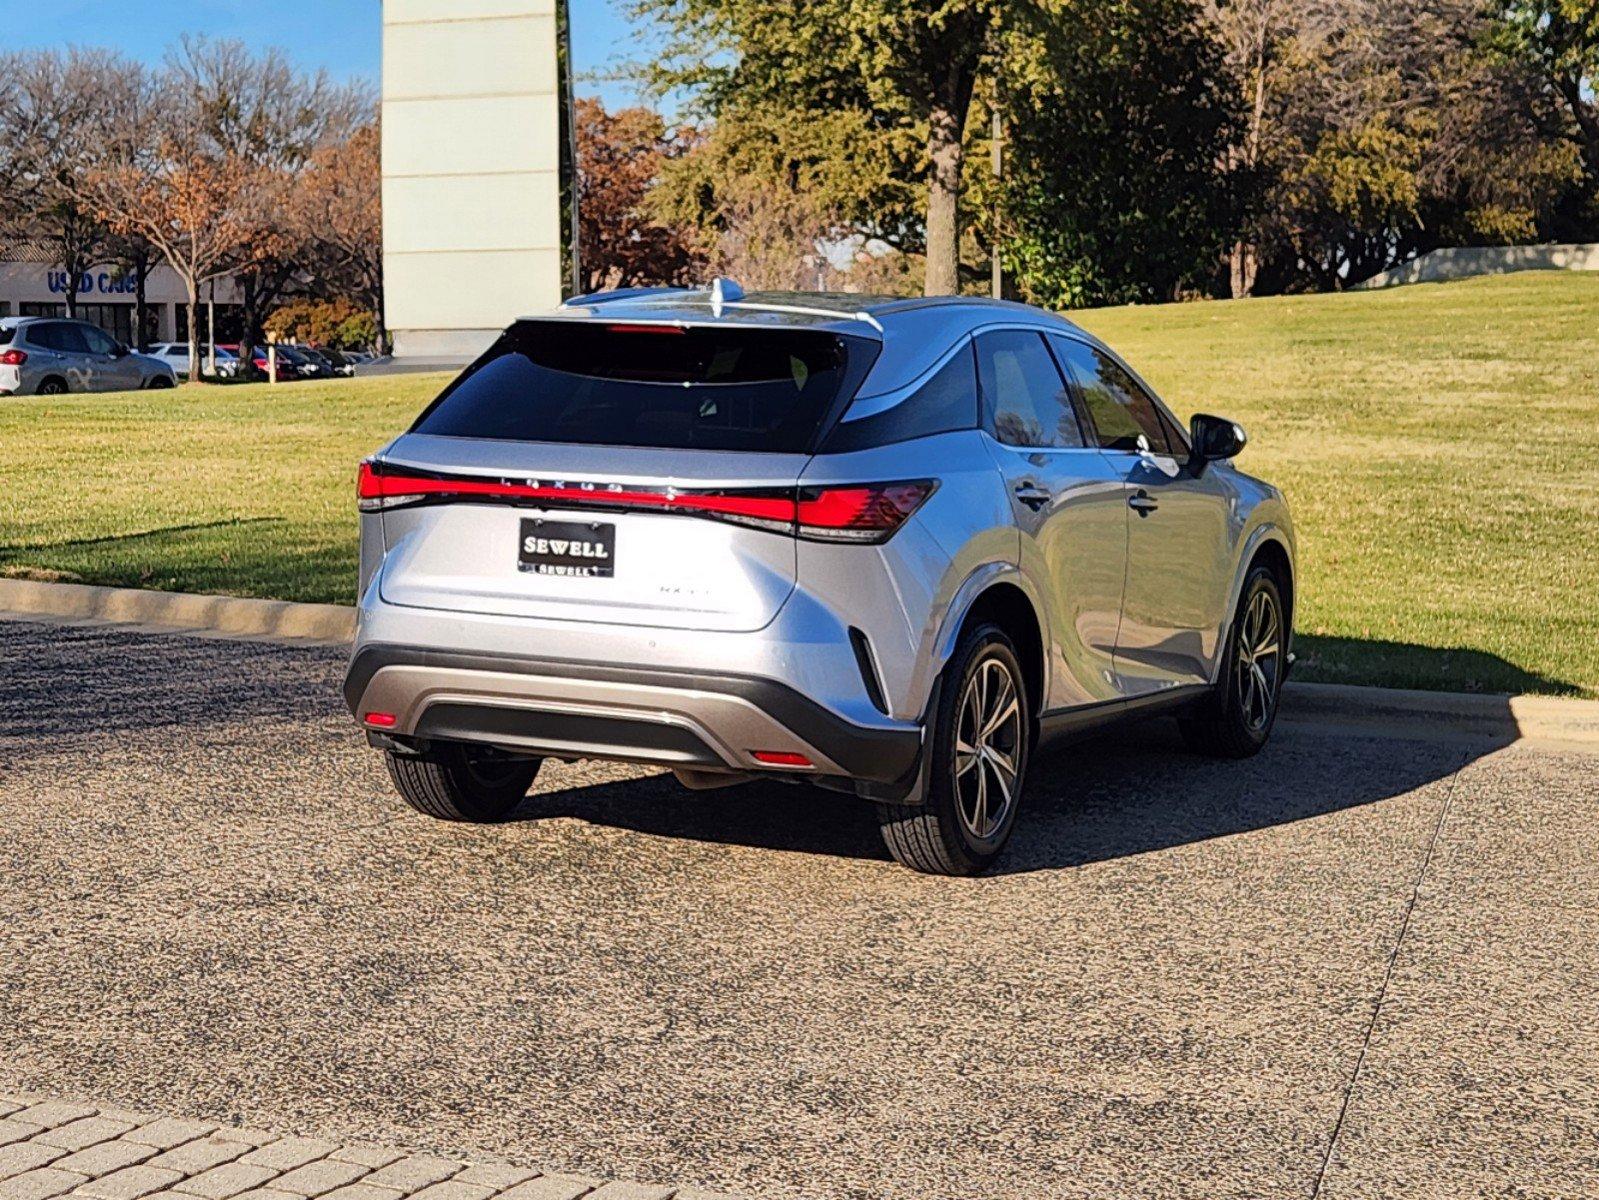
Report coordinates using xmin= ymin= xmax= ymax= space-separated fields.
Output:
xmin=923 ymin=52 xmax=978 ymax=298
xmin=924 ymin=99 xmax=966 ymax=297
xmin=185 ymin=280 xmax=202 ymax=386
xmin=133 ymin=255 xmax=149 ymax=352
xmin=1229 ymin=240 xmax=1258 ymax=298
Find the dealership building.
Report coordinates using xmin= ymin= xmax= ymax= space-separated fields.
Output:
xmin=0 ymin=240 xmax=243 ymax=346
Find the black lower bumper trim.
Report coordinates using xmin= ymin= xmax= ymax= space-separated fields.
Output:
xmin=344 ymin=642 xmax=922 ymax=784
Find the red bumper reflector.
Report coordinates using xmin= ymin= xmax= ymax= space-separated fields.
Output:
xmin=752 ymin=750 xmax=813 ymax=768
xmin=364 ymin=712 xmax=397 ymax=728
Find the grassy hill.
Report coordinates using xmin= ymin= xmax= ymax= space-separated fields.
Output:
xmin=1075 ymin=272 xmax=1599 ymax=696
xmin=3 ymin=271 xmax=1596 ymax=696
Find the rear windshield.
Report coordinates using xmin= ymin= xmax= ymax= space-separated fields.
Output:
xmin=411 ymin=321 xmax=877 ymax=453
xmin=0 ymin=329 xmax=11 ymax=347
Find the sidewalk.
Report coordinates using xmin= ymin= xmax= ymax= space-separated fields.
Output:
xmin=0 ymin=1096 xmax=742 ymax=1200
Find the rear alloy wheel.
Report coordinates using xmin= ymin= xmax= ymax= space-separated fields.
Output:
xmin=147 ymin=375 xmax=175 ymax=389
xmin=37 ymin=377 xmax=67 ymax=396
xmin=1179 ymin=564 xmax=1285 ymax=758
xmin=386 ymin=745 xmax=541 ymax=823
xmin=877 ymin=624 xmax=1030 ymax=875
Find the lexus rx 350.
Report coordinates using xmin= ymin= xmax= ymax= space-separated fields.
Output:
xmin=345 ymin=281 xmax=1295 ymax=875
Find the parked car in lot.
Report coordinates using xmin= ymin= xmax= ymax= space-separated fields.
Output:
xmin=345 ymin=281 xmax=1296 ymax=874
xmin=266 ymin=344 xmax=330 ymax=380
xmin=218 ymin=344 xmax=293 ymax=382
xmin=146 ymin=342 xmax=242 ymax=379
xmin=311 ymin=347 xmax=359 ymax=377
xmin=0 ymin=317 xmax=177 ymax=395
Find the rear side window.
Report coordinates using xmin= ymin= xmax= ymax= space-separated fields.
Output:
xmin=413 ymin=321 xmax=876 ymax=453
xmin=1050 ymin=337 xmax=1173 ymax=454
xmin=820 ymin=343 xmax=979 ymax=453
xmin=29 ymin=323 xmax=90 ymax=353
xmin=975 ymin=330 xmax=1086 ymax=449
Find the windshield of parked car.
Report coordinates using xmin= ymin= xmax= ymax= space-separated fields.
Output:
xmin=410 ymin=320 xmax=879 ymax=453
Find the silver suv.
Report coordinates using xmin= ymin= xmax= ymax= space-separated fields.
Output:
xmin=0 ymin=317 xmax=177 ymax=394
xmin=345 ymin=282 xmax=1295 ymax=874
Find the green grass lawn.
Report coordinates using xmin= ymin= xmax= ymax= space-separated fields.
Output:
xmin=3 ymin=271 xmax=1597 ymax=696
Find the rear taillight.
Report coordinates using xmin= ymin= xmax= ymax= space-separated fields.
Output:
xmin=357 ymin=462 xmax=935 ymax=544
xmin=0 ymin=349 xmax=26 ymax=366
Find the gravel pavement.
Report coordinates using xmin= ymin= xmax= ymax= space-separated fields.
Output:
xmin=1 ymin=616 xmax=1594 ymax=1200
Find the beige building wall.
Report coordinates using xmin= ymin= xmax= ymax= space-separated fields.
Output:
xmin=1357 ymin=243 xmax=1599 ymax=289
xmin=382 ymin=0 xmax=563 ymax=360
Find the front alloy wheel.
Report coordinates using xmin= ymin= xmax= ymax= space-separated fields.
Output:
xmin=877 ymin=624 xmax=1031 ymax=875
xmin=1234 ymin=584 xmax=1283 ymax=734
xmin=1179 ymin=564 xmax=1286 ymax=758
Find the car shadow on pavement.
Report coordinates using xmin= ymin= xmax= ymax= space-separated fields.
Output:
xmin=513 ymin=715 xmax=1514 ymax=875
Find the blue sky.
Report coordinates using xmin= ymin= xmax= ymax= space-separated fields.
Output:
xmin=3 ymin=0 xmax=663 ymax=109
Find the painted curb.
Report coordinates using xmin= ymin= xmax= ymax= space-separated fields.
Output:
xmin=3 ymin=578 xmax=1597 ymax=745
xmin=0 ymin=577 xmax=355 ymax=643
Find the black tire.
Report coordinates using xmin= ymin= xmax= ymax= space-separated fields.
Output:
xmin=385 ymin=745 xmax=541 ymax=823
xmin=37 ymin=377 xmax=67 ymax=396
xmin=876 ymin=623 xmax=1031 ymax=875
xmin=147 ymin=375 xmax=175 ymax=389
xmin=1179 ymin=564 xmax=1287 ymax=759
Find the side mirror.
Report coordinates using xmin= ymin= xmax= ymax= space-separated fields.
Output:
xmin=1189 ymin=413 xmax=1246 ymax=465
xmin=111 ymin=343 xmax=130 ymax=358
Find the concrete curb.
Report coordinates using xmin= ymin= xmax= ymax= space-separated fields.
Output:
xmin=1279 ymin=681 xmax=1599 ymax=746
xmin=4 ymin=578 xmax=1597 ymax=746
xmin=0 ymin=578 xmax=355 ymax=643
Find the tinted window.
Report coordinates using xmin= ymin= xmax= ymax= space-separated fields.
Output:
xmin=975 ymin=330 xmax=1084 ymax=449
xmin=414 ymin=321 xmax=875 ymax=453
xmin=821 ymin=343 xmax=979 ymax=453
xmin=0 ymin=328 xmax=12 ymax=347
xmin=30 ymin=322 xmax=90 ymax=354
xmin=1051 ymin=337 xmax=1172 ymax=454
xmin=80 ymin=325 xmax=118 ymax=355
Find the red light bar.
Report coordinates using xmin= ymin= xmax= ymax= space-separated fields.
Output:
xmin=364 ymin=712 xmax=397 ymax=728
xmin=358 ymin=463 xmax=935 ymax=543
xmin=604 ymin=323 xmax=685 ymax=335
xmin=752 ymin=750 xmax=813 ymax=768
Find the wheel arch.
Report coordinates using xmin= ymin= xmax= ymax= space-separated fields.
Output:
xmin=931 ymin=568 xmax=1049 ymax=721
xmin=1214 ymin=522 xmax=1296 ymax=686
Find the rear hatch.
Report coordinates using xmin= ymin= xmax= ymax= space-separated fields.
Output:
xmin=369 ymin=319 xmax=878 ymax=632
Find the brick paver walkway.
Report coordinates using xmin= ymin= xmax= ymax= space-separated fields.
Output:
xmin=0 ymin=1097 xmax=741 ymax=1200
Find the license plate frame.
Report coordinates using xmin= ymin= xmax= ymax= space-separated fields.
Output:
xmin=518 ymin=517 xmax=616 ymax=578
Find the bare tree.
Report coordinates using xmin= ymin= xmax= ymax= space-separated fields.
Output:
xmin=80 ymin=66 xmax=281 ymax=384
xmin=163 ymin=37 xmax=375 ymax=350
xmin=2 ymin=50 xmax=142 ymax=318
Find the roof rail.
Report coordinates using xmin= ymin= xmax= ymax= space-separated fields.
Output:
xmin=719 ymin=299 xmax=885 ymax=333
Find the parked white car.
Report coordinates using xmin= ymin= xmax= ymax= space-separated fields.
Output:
xmin=147 ymin=342 xmax=241 ymax=379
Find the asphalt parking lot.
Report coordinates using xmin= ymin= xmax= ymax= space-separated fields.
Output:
xmin=2 ymin=616 xmax=1595 ymax=1200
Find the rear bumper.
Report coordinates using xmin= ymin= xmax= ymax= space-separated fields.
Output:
xmin=344 ymin=643 xmax=922 ymax=785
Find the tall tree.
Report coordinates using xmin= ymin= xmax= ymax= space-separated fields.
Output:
xmin=1201 ymin=0 xmax=1295 ymax=295
xmin=574 ymin=98 xmax=703 ymax=292
xmin=1000 ymin=0 xmax=1242 ymax=307
xmin=635 ymin=0 xmax=1007 ymax=295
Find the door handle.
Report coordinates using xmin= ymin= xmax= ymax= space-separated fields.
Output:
xmin=1014 ymin=482 xmax=1052 ymax=510
xmin=1128 ymin=490 xmax=1159 ymax=515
